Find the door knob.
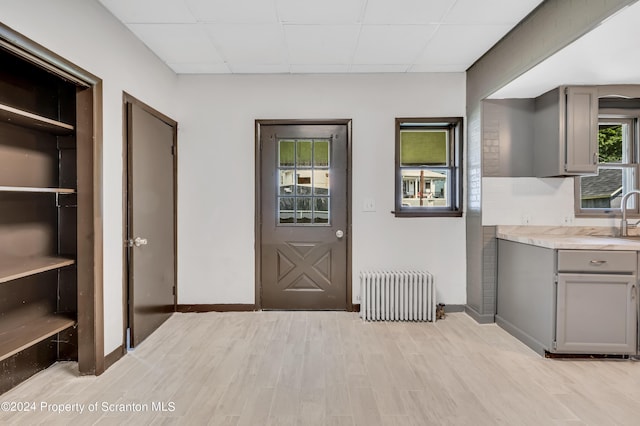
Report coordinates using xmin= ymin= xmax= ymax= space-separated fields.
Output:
xmin=127 ymin=237 xmax=148 ymax=247
xmin=336 ymin=230 xmax=344 ymax=239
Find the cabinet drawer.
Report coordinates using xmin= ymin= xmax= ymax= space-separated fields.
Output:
xmin=557 ymin=250 xmax=636 ymax=273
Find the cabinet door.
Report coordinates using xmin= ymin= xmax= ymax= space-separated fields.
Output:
xmin=556 ymin=273 xmax=636 ymax=354
xmin=564 ymin=86 xmax=598 ymax=174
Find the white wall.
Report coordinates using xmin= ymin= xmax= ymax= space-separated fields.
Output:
xmin=176 ymin=73 xmax=467 ymax=305
xmin=1 ymin=0 xmax=179 ymax=355
xmin=482 ymin=177 xmax=619 ymax=227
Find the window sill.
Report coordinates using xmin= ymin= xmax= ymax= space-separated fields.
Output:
xmin=392 ymin=210 xmax=463 ymax=218
xmin=575 ymin=212 xmax=640 ymax=219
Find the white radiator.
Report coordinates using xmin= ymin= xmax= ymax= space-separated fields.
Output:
xmin=360 ymin=270 xmax=436 ymax=322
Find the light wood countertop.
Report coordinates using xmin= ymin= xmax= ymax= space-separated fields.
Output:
xmin=496 ymin=226 xmax=640 ymax=250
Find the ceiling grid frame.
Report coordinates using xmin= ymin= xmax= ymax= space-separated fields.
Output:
xmin=98 ymin=0 xmax=546 ymax=74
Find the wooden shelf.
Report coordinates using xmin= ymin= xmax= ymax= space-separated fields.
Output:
xmin=0 ymin=314 xmax=75 ymax=362
xmin=0 ymin=103 xmax=74 ymax=135
xmin=0 ymin=186 xmax=76 ymax=194
xmin=0 ymin=255 xmax=75 ymax=284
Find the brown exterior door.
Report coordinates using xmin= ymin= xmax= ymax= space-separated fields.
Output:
xmin=260 ymin=122 xmax=349 ymax=310
xmin=126 ymin=99 xmax=177 ymax=347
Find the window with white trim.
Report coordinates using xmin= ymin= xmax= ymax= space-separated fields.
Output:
xmin=577 ymin=113 xmax=639 ymax=215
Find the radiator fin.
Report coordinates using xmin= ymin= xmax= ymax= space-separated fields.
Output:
xmin=360 ymin=270 xmax=436 ymax=322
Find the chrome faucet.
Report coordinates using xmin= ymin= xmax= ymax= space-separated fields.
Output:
xmin=620 ymin=190 xmax=640 ymax=236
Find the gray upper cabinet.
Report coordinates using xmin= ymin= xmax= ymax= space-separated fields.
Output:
xmin=534 ymin=86 xmax=598 ymax=177
xmin=565 ymin=87 xmax=599 ymax=174
xmin=482 ymin=86 xmax=599 ymax=178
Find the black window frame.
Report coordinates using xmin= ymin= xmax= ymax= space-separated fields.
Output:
xmin=394 ymin=117 xmax=463 ymax=218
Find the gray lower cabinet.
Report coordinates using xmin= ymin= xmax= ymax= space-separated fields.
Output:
xmin=556 ymin=273 xmax=636 ymax=354
xmin=496 ymin=240 xmax=638 ymax=355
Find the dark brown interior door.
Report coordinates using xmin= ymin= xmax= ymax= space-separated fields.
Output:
xmin=260 ymin=123 xmax=348 ymax=310
xmin=126 ymin=100 xmax=176 ymax=347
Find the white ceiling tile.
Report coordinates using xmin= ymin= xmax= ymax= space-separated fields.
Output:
xmin=363 ymin=0 xmax=455 ymax=24
xmin=98 ymin=0 xmax=196 ymax=23
xmin=185 ymin=0 xmax=279 ymax=23
xmin=290 ymin=64 xmax=351 ymax=73
xmin=354 ymin=25 xmax=438 ymax=65
xmin=350 ymin=64 xmax=410 ymax=73
xmin=206 ymin=24 xmax=286 ymax=64
xmin=277 ymin=0 xmax=366 ymax=24
xmin=415 ymin=24 xmax=512 ymax=68
xmin=228 ymin=64 xmax=291 ymax=74
xmin=128 ymin=24 xmax=225 ymax=64
xmin=168 ymin=63 xmax=231 ymax=73
xmin=284 ymin=25 xmax=360 ymax=64
xmin=443 ymin=0 xmax=543 ymax=24
xmin=408 ymin=63 xmax=466 ymax=73
xmin=99 ymin=0 xmax=545 ymax=74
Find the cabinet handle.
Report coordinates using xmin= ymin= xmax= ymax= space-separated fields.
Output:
xmin=589 ymin=260 xmax=607 ymax=266
xmin=593 ymin=152 xmax=598 ymax=165
xmin=632 ymin=284 xmax=636 ymax=300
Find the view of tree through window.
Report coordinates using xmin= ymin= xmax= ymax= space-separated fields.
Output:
xmin=579 ymin=120 xmax=635 ymax=211
xmin=598 ymin=124 xmax=623 ymax=162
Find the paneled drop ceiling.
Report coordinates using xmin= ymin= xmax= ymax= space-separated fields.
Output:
xmin=98 ymin=0 xmax=544 ymax=74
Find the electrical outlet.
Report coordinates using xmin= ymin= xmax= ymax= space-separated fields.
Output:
xmin=522 ymin=214 xmax=532 ymax=225
xmin=562 ymin=215 xmax=574 ymax=225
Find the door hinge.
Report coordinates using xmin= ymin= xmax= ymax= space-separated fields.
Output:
xmin=171 ymin=145 xmax=176 ymax=156
xmin=554 ymin=274 xmax=558 ymax=284
xmin=552 ymin=341 xmax=557 ymax=351
xmin=172 ymin=286 xmax=176 ymax=296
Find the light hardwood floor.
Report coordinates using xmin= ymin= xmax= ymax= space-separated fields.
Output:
xmin=2 ymin=311 xmax=640 ymax=425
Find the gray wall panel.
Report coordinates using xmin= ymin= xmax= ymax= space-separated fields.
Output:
xmin=482 ymin=226 xmax=497 ymax=315
xmin=466 ymin=214 xmax=483 ymax=313
xmin=482 ymin=99 xmax=535 ymax=177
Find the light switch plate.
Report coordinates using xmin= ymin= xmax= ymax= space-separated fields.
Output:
xmin=363 ymin=198 xmax=376 ymax=212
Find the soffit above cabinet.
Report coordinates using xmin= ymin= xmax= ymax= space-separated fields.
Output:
xmin=490 ymin=1 xmax=640 ymax=99
xmin=97 ymin=0 xmax=543 ymax=74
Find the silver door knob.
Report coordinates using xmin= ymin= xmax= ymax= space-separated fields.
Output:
xmin=127 ymin=237 xmax=148 ymax=247
xmin=336 ymin=230 xmax=344 ymax=239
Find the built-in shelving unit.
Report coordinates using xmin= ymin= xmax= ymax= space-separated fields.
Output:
xmin=0 ymin=314 xmax=76 ymax=362
xmin=0 ymin=256 xmax=75 ymax=284
xmin=0 ymin=186 xmax=76 ymax=193
xmin=0 ymin=44 xmax=79 ymax=393
xmin=0 ymin=103 xmax=74 ymax=135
